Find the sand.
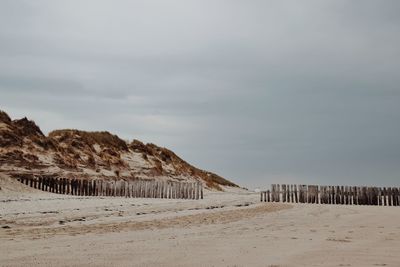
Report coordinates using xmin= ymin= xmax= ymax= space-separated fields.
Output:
xmin=1 ymin=176 xmax=400 ymax=266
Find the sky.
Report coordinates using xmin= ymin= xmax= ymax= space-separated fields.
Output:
xmin=1 ymin=0 xmax=399 ymax=189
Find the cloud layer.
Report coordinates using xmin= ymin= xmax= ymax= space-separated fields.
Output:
xmin=1 ymin=0 xmax=400 ymax=188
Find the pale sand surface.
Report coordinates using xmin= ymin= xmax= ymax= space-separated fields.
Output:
xmin=1 ymin=177 xmax=400 ymax=266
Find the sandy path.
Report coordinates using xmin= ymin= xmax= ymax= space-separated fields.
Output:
xmin=1 ymin=179 xmax=400 ymax=266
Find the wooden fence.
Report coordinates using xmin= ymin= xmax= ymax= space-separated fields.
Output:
xmin=17 ymin=176 xmax=203 ymax=200
xmin=260 ymin=184 xmax=400 ymax=206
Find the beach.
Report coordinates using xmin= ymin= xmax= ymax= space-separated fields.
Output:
xmin=1 ymin=177 xmax=399 ymax=267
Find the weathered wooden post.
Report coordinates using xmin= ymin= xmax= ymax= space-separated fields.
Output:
xmin=303 ymin=184 xmax=307 ymax=203
xmin=293 ymin=185 xmax=297 ymax=203
xmin=287 ymin=184 xmax=291 ymax=202
xmin=50 ymin=178 xmax=54 ymax=193
xmin=326 ymin=186 xmax=330 ymax=204
xmin=64 ymin=178 xmax=68 ymax=195
xmin=59 ymin=178 xmax=63 ymax=194
xmin=377 ymin=187 xmax=382 ymax=206
xmin=56 ymin=178 xmax=59 ymax=194
xmin=383 ymin=187 xmax=387 ymax=206
xmin=127 ymin=181 xmax=131 ymax=198
xmin=60 ymin=178 xmax=64 ymax=194
xmin=49 ymin=177 xmax=54 ymax=193
xmin=79 ymin=180 xmax=85 ymax=196
xmin=319 ymin=186 xmax=323 ymax=204
xmin=76 ymin=180 xmax=79 ymax=196
xmin=194 ymin=182 xmax=200 ymax=200
xmin=87 ymin=180 xmax=91 ymax=196
xmin=40 ymin=177 xmax=45 ymax=191
xmin=135 ymin=180 xmax=139 ymax=198
xmin=307 ymin=185 xmax=313 ymax=203
xmin=164 ymin=181 xmax=168 ymax=199
xmin=85 ymin=180 xmax=89 ymax=196
xmin=134 ymin=180 xmax=138 ymax=198
xmin=93 ymin=179 xmax=96 ymax=196
xmin=80 ymin=180 xmax=84 ymax=196
xmin=282 ymin=184 xmax=286 ymax=202
xmin=303 ymin=184 xmax=308 ymax=203
xmin=298 ymin=185 xmax=303 ymax=203
xmin=185 ymin=182 xmax=189 ymax=199
xmin=69 ymin=179 xmax=73 ymax=195
xmin=75 ymin=179 xmax=79 ymax=196
xmin=37 ymin=177 xmax=42 ymax=191
xmin=47 ymin=177 xmax=51 ymax=192
xmin=83 ymin=179 xmax=87 ymax=196
xmin=271 ymin=185 xmax=275 ymax=202
xmin=331 ymin=185 xmax=335 ymax=204
xmin=348 ymin=186 xmax=353 ymax=205
xmin=70 ymin=179 xmax=74 ymax=195
xmin=177 ymin=181 xmax=180 ymax=199
xmin=180 ymin=182 xmax=184 ymax=199
xmin=69 ymin=178 xmax=73 ymax=195
xmin=106 ymin=181 xmax=110 ymax=196
xmin=32 ymin=177 xmax=36 ymax=189
xmin=343 ymin=186 xmax=347 ymax=205
xmin=130 ymin=180 xmax=134 ymax=198
xmin=141 ymin=180 xmax=145 ymax=198
xmin=48 ymin=178 xmax=52 ymax=192
xmin=391 ymin=187 xmax=396 ymax=206
xmin=334 ymin=186 xmax=339 ymax=204
xmin=168 ymin=181 xmax=171 ymax=199
xmin=170 ymin=182 xmax=174 ymax=199
xmin=143 ymin=181 xmax=147 ymax=198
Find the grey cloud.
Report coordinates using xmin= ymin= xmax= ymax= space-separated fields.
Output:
xmin=1 ymin=0 xmax=400 ymax=189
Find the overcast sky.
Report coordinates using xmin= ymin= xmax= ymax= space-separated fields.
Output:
xmin=1 ymin=0 xmax=400 ymax=189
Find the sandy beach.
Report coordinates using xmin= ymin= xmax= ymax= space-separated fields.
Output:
xmin=1 ymin=176 xmax=400 ymax=267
